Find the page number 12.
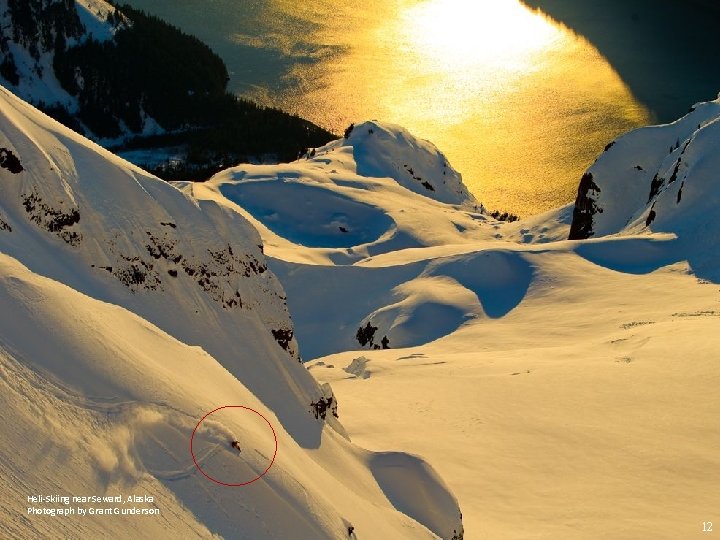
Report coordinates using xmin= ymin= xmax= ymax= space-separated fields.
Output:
xmin=704 ymin=522 xmax=713 ymax=533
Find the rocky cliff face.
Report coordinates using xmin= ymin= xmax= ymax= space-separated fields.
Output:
xmin=568 ymin=97 xmax=720 ymax=238
xmin=0 ymin=84 xmax=327 ymax=430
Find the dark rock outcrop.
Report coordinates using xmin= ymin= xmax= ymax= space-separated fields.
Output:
xmin=0 ymin=148 xmax=23 ymax=173
xmin=568 ymin=172 xmax=602 ymax=240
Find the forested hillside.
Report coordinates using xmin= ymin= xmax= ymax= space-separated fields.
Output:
xmin=0 ymin=0 xmax=334 ymax=179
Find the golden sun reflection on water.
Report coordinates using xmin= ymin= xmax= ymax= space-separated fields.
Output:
xmin=385 ymin=0 xmax=563 ymax=127
xmin=270 ymin=0 xmax=651 ymax=216
xmin=404 ymin=0 xmax=561 ymax=72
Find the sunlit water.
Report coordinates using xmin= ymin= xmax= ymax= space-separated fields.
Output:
xmin=125 ymin=0 xmax=653 ymax=216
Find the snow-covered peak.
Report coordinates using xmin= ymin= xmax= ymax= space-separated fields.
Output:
xmin=198 ymin=121 xmax=490 ymax=268
xmin=318 ymin=120 xmax=476 ymax=206
xmin=568 ymin=96 xmax=720 ymax=279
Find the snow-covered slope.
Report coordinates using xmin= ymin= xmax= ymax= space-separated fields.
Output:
xmin=568 ymin=97 xmax=720 ymax=252
xmin=5 ymin=68 xmax=719 ymax=538
xmin=335 ymin=121 xmax=474 ymax=206
xmin=0 ymin=84 xmax=308 ymax=419
xmin=0 ymin=87 xmax=464 ymax=539
xmin=200 ymin=112 xmax=720 ymax=538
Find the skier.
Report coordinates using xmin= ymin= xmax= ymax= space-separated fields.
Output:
xmin=230 ymin=440 xmax=241 ymax=453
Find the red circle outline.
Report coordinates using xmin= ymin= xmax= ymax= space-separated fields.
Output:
xmin=190 ymin=405 xmax=278 ymax=487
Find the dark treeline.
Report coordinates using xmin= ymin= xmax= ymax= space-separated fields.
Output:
xmin=2 ymin=1 xmax=334 ymax=180
xmin=54 ymin=4 xmax=230 ymax=138
xmin=1 ymin=0 xmax=84 ymax=85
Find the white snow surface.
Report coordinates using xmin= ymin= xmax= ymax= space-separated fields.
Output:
xmin=4 ymin=75 xmax=720 ymax=539
xmin=197 ymin=108 xmax=720 ymax=538
xmin=0 ymin=87 xmax=463 ymax=539
xmin=75 ymin=0 xmax=120 ymax=43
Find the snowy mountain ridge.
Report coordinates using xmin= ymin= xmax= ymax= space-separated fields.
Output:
xmin=568 ymin=95 xmax=720 ymax=278
xmin=0 ymin=86 xmax=464 ymax=539
xmin=331 ymin=121 xmax=475 ymax=206
xmin=192 ymin=118 xmax=563 ymax=358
